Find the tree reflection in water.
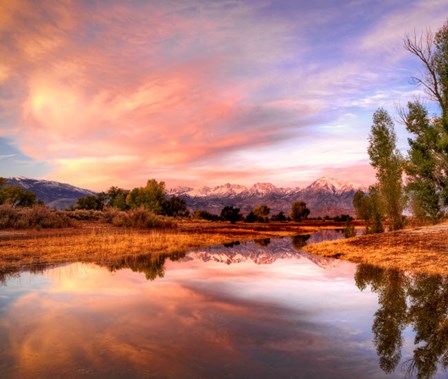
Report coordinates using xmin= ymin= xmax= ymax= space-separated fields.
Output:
xmin=290 ymin=234 xmax=310 ymax=251
xmin=356 ymin=264 xmax=448 ymax=379
xmin=105 ymin=251 xmax=186 ymax=280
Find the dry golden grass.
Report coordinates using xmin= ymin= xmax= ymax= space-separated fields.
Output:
xmin=0 ymin=220 xmax=324 ymax=272
xmin=303 ymin=222 xmax=448 ymax=275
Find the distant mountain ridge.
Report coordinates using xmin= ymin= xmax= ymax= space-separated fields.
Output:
xmin=4 ymin=176 xmax=365 ymax=215
xmin=168 ymin=177 xmax=365 ymax=217
xmin=6 ymin=177 xmax=95 ymax=209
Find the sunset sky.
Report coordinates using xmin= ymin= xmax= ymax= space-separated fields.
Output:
xmin=1 ymin=0 xmax=447 ymax=191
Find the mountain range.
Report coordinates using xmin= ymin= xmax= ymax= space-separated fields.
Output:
xmin=168 ymin=177 xmax=365 ymax=217
xmin=5 ymin=176 xmax=365 ymax=216
xmin=183 ymin=236 xmax=342 ymax=269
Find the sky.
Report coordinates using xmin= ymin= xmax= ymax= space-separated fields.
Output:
xmin=0 ymin=0 xmax=447 ymax=191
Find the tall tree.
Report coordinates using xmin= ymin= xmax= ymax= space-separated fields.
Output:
xmin=403 ymin=22 xmax=448 ymax=221
xmin=401 ymin=101 xmax=446 ymax=222
xmin=290 ymin=201 xmax=310 ymax=222
xmin=126 ymin=179 xmax=167 ymax=214
xmin=353 ymin=187 xmax=384 ymax=234
xmin=253 ymin=204 xmax=270 ymax=222
xmin=368 ymin=109 xmax=404 ymax=230
xmin=220 ymin=206 xmax=243 ymax=224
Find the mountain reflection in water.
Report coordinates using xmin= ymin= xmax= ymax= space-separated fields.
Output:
xmin=0 ymin=232 xmax=447 ymax=378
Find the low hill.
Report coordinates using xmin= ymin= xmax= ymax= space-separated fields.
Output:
xmin=6 ymin=177 xmax=96 ymax=209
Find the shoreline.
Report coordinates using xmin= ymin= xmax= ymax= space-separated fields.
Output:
xmin=1 ymin=219 xmax=447 ymax=276
xmin=302 ymin=222 xmax=448 ymax=275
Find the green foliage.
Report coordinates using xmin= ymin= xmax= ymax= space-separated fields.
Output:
xmin=368 ymin=108 xmax=404 ymax=230
xmin=353 ymin=187 xmax=384 ymax=234
xmin=253 ymin=204 xmax=270 ymax=222
xmin=192 ymin=210 xmax=221 ymax=221
xmin=0 ymin=178 xmax=36 ymax=207
xmin=403 ymin=21 xmax=448 ymax=223
xmin=244 ymin=211 xmax=258 ymax=223
xmin=76 ymin=193 xmax=107 ymax=210
xmin=126 ymin=179 xmax=166 ymax=214
xmin=290 ymin=201 xmax=310 ymax=222
xmin=403 ymin=101 xmax=447 ymax=222
xmin=270 ymin=211 xmax=287 ymax=222
xmin=220 ymin=206 xmax=243 ymax=224
xmin=163 ymin=196 xmax=189 ymax=217
xmin=334 ymin=214 xmax=353 ymax=222
xmin=106 ymin=187 xmax=130 ymax=210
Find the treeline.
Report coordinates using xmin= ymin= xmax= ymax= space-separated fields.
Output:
xmin=192 ymin=201 xmax=310 ymax=224
xmin=75 ymin=179 xmax=189 ymax=217
xmin=75 ymin=181 xmax=313 ymax=224
xmin=354 ymin=21 xmax=448 ymax=233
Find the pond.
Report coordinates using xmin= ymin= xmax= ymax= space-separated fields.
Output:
xmin=0 ymin=231 xmax=447 ymax=378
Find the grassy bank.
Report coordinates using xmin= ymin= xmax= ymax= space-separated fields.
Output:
xmin=303 ymin=222 xmax=448 ymax=275
xmin=0 ymin=220 xmax=328 ymax=273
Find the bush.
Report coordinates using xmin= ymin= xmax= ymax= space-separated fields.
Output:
xmin=0 ymin=204 xmax=72 ymax=229
xmin=192 ymin=210 xmax=221 ymax=221
xmin=111 ymin=208 xmax=175 ymax=229
xmin=65 ymin=209 xmax=103 ymax=221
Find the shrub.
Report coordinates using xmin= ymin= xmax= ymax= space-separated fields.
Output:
xmin=111 ymin=208 xmax=175 ymax=229
xmin=65 ymin=209 xmax=103 ymax=221
xmin=0 ymin=204 xmax=72 ymax=229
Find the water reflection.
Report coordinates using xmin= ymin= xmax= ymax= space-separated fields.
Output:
xmin=1 ymin=232 xmax=447 ymax=378
xmin=356 ymin=264 xmax=448 ymax=379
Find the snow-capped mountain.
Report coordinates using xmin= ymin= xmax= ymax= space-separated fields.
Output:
xmin=4 ymin=176 xmax=365 ymax=215
xmin=305 ymin=177 xmax=360 ymax=195
xmin=169 ymin=177 xmax=365 ymax=217
xmin=5 ymin=177 xmax=95 ymax=209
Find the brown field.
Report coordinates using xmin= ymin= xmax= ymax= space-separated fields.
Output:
xmin=2 ymin=218 xmax=447 ymax=277
xmin=303 ymin=222 xmax=448 ymax=275
xmin=0 ymin=219 xmax=340 ymax=274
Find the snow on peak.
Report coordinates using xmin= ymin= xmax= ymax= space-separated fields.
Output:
xmin=249 ymin=182 xmax=281 ymax=195
xmin=209 ymin=183 xmax=248 ymax=196
xmin=306 ymin=177 xmax=359 ymax=194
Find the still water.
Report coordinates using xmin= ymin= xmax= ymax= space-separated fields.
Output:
xmin=0 ymin=231 xmax=447 ymax=378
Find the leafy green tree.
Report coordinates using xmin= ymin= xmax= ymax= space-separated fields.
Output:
xmin=220 ymin=206 xmax=243 ymax=224
xmin=271 ymin=211 xmax=287 ymax=222
xmin=106 ymin=187 xmax=130 ymax=211
xmin=290 ymin=201 xmax=310 ymax=222
xmin=163 ymin=195 xmax=189 ymax=217
xmin=401 ymin=101 xmax=445 ymax=222
xmin=126 ymin=179 xmax=167 ymax=214
xmin=353 ymin=187 xmax=384 ymax=234
xmin=192 ymin=210 xmax=221 ymax=221
xmin=368 ymin=108 xmax=404 ymax=230
xmin=244 ymin=211 xmax=258 ymax=223
xmin=0 ymin=185 xmax=36 ymax=207
xmin=403 ymin=22 xmax=448 ymax=222
xmin=253 ymin=204 xmax=270 ymax=222
xmin=76 ymin=193 xmax=107 ymax=210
